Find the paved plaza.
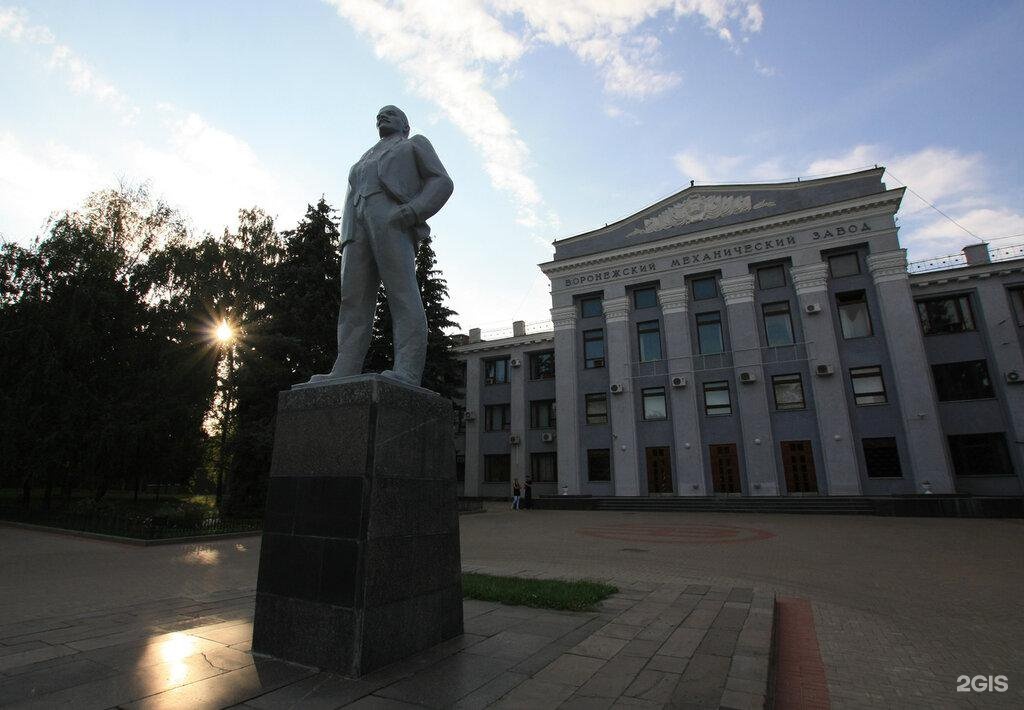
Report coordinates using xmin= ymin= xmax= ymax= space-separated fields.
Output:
xmin=0 ymin=507 xmax=1021 ymax=708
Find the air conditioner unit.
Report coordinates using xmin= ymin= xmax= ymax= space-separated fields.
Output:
xmin=805 ymin=303 xmax=822 ymax=314
xmin=509 ymin=434 xmax=521 ymax=445
xmin=1006 ymin=370 xmax=1022 ymax=384
xmin=464 ymin=410 xmax=476 ymax=421
xmin=509 ymin=358 xmax=522 ymax=368
xmin=541 ymin=432 xmax=556 ymax=443
xmin=610 ymin=383 xmax=624 ymax=394
xmin=671 ymin=376 xmax=688 ymax=388
xmin=739 ymin=371 xmax=757 ymax=384
xmin=815 ymin=364 xmax=835 ymax=376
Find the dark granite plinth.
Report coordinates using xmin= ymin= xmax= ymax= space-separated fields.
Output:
xmin=252 ymin=375 xmax=463 ymax=676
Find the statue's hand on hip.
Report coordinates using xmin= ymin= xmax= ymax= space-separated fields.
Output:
xmin=388 ymin=204 xmax=418 ymax=229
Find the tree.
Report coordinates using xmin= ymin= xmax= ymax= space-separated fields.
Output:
xmin=363 ymin=234 xmax=461 ymax=398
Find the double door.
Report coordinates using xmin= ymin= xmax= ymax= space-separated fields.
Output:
xmin=781 ymin=440 xmax=818 ymax=494
xmin=710 ymin=443 xmax=741 ymax=494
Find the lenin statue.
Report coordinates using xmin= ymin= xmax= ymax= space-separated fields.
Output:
xmin=309 ymin=105 xmax=453 ymax=388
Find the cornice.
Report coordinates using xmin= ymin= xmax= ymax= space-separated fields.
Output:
xmin=790 ymin=263 xmax=830 ymax=295
xmin=910 ymin=261 xmax=1024 ymax=287
xmin=539 ymin=190 xmax=903 ymax=277
xmin=658 ymin=286 xmax=689 ymax=314
xmin=719 ymin=275 xmax=756 ymax=305
xmin=867 ymin=250 xmax=909 ymax=284
xmin=453 ymin=332 xmax=554 ymax=355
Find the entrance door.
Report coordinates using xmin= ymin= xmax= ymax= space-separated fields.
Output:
xmin=781 ymin=440 xmax=818 ymax=494
xmin=645 ymin=447 xmax=673 ymax=494
xmin=710 ymin=444 xmax=741 ymax=494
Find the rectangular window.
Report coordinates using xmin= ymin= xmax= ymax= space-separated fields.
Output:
xmin=484 ymin=358 xmax=509 ymax=385
xmin=1009 ymin=287 xmax=1024 ymax=326
xmin=862 ymin=438 xmax=902 ymax=478
xmin=763 ymin=301 xmax=795 ymax=346
xmin=484 ymin=454 xmax=511 ymax=483
xmin=634 ymin=287 xmax=658 ymax=309
xmin=696 ymin=311 xmax=725 ymax=355
xmin=529 ymin=351 xmax=555 ymax=380
xmin=642 ymin=387 xmax=667 ymax=420
xmin=637 ymin=320 xmax=663 ymax=362
xmin=948 ymin=433 xmax=1013 ymax=477
xmin=583 ymin=329 xmax=605 ymax=368
xmin=484 ymin=404 xmax=511 ymax=431
xmin=932 ymin=360 xmax=994 ymax=401
xmin=916 ymin=295 xmax=976 ymax=335
xmin=530 ymin=452 xmax=558 ymax=482
xmin=850 ymin=366 xmax=887 ymax=405
xmin=703 ymin=381 xmax=731 ymax=416
xmin=828 ymin=252 xmax=861 ymax=278
xmin=691 ymin=276 xmax=717 ymax=301
xmin=757 ymin=265 xmax=786 ymax=290
xmin=772 ymin=373 xmax=805 ymax=411
xmin=587 ymin=449 xmax=612 ymax=482
xmin=529 ymin=399 xmax=556 ymax=429
xmin=836 ymin=290 xmax=872 ymax=339
xmin=580 ymin=296 xmax=603 ymax=318
xmin=455 ymin=454 xmax=465 ymax=483
xmin=585 ymin=393 xmax=608 ymax=424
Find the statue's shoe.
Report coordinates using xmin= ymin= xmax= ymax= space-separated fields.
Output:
xmin=306 ymin=372 xmax=339 ymax=385
xmin=379 ymin=369 xmax=419 ymax=387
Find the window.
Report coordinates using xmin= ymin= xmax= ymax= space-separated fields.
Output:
xmin=483 ymin=404 xmax=511 ymax=431
xmin=1009 ymin=287 xmax=1024 ymax=326
xmin=862 ymin=438 xmax=902 ymax=478
xmin=529 ymin=351 xmax=555 ymax=380
xmin=637 ymin=320 xmax=663 ymax=362
xmin=916 ymin=295 xmax=976 ymax=335
xmin=932 ymin=360 xmax=994 ymax=401
xmin=583 ymin=329 xmax=605 ymax=368
xmin=484 ymin=454 xmax=510 ymax=482
xmin=484 ymin=358 xmax=509 ymax=385
xmin=692 ymin=277 xmax=717 ymax=301
xmin=757 ymin=265 xmax=786 ymax=289
xmin=581 ymin=297 xmax=603 ymax=318
xmin=585 ymin=393 xmax=608 ymax=424
xmin=529 ymin=400 xmax=556 ymax=429
xmin=850 ymin=366 xmax=887 ymax=405
xmin=634 ymin=287 xmax=658 ymax=309
xmin=455 ymin=454 xmax=465 ymax=482
xmin=641 ymin=387 xmax=667 ymax=420
xmin=948 ymin=433 xmax=1013 ymax=477
xmin=587 ymin=449 xmax=612 ymax=482
xmin=836 ymin=290 xmax=872 ymax=339
xmin=703 ymin=381 xmax=731 ymax=416
xmin=530 ymin=452 xmax=558 ymax=482
xmin=762 ymin=301 xmax=795 ymax=346
xmin=696 ymin=312 xmax=725 ymax=355
xmin=828 ymin=252 xmax=860 ymax=278
xmin=772 ymin=373 xmax=805 ymax=411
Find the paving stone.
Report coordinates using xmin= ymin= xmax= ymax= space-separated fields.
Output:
xmin=575 ymin=653 xmax=647 ymax=699
xmin=0 ymin=641 xmax=49 ymax=659
xmin=633 ymin=620 xmax=677 ymax=644
xmin=340 ymin=693 xmax=429 ymax=709
xmin=376 ymin=651 xmax=511 ymax=708
xmin=658 ymin=626 xmax=705 ymax=659
xmin=489 ymin=678 xmax=575 ymax=710
xmin=644 ymin=654 xmax=687 ymax=674
xmin=558 ymin=694 xmax=615 ymax=710
xmin=533 ymin=653 xmax=606 ymax=687
xmin=669 ymin=652 xmax=731 ymax=708
xmin=449 ymin=671 xmax=528 ymax=710
xmin=695 ymin=628 xmax=740 ymax=658
xmin=0 ymin=644 xmax=78 ymax=674
xmin=619 ymin=638 xmax=662 ymax=658
xmin=514 ymin=614 xmax=592 ymax=640
xmin=622 ymin=668 xmax=680 ymax=704
xmin=462 ymin=613 xmax=523 ymax=637
xmin=568 ymin=634 xmax=629 ymax=660
xmin=719 ymin=688 xmax=766 ymax=710
xmin=595 ymin=622 xmax=644 ymax=640
xmin=729 ymin=654 xmax=769 ymax=683
xmin=245 ymin=672 xmax=379 ymax=710
xmin=683 ymin=585 xmax=710 ymax=595
xmin=0 ymin=658 xmax=115 ymax=705
xmin=727 ymin=588 xmax=754 ymax=604
xmin=712 ymin=605 xmax=749 ymax=632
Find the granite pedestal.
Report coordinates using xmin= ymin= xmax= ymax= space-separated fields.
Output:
xmin=252 ymin=375 xmax=463 ymax=676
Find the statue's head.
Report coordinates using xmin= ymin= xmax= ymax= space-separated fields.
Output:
xmin=376 ymin=105 xmax=410 ymax=138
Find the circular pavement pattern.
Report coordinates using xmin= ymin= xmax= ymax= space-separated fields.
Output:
xmin=576 ymin=522 xmax=777 ymax=545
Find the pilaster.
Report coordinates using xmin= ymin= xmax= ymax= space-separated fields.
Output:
xmin=603 ymin=296 xmax=641 ymax=496
xmin=463 ymin=357 xmax=481 ymax=497
xmin=718 ymin=274 xmax=779 ymax=495
xmin=866 ymin=249 xmax=955 ymax=492
xmin=551 ymin=305 xmax=581 ymax=494
xmin=790 ymin=263 xmax=861 ymax=495
xmin=509 ymin=347 xmax=527 ymax=485
xmin=659 ymin=286 xmax=707 ymax=495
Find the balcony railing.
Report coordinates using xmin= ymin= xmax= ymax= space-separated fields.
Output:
xmin=907 ymin=242 xmax=1024 ymax=274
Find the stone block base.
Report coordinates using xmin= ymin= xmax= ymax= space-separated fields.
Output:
xmin=252 ymin=375 xmax=463 ymax=676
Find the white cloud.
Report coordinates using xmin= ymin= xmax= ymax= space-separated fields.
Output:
xmin=324 ymin=0 xmax=765 ymax=229
xmin=0 ymin=6 xmax=138 ymax=123
xmin=753 ymin=58 xmax=775 ymax=76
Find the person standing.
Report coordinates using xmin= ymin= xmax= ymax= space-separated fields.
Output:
xmin=523 ymin=477 xmax=532 ymax=510
xmin=511 ymin=478 xmax=521 ymax=510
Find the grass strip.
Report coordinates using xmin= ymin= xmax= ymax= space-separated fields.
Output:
xmin=462 ymin=572 xmax=618 ymax=612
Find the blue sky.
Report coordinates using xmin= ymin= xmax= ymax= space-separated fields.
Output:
xmin=2 ymin=1 xmax=1023 ymax=332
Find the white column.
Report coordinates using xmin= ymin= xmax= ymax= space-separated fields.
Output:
xmin=659 ymin=286 xmax=707 ymax=495
xmin=867 ymin=250 xmax=955 ymax=492
xmin=551 ymin=305 xmax=581 ymax=494
xmin=719 ymin=274 xmax=780 ymax=496
xmin=603 ymin=295 xmax=641 ymax=496
xmin=790 ymin=263 xmax=861 ymax=495
xmin=463 ymin=357 xmax=481 ymax=497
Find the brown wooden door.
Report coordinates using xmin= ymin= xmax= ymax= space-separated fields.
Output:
xmin=645 ymin=447 xmax=673 ymax=494
xmin=781 ymin=440 xmax=818 ymax=493
xmin=710 ymin=444 xmax=741 ymax=494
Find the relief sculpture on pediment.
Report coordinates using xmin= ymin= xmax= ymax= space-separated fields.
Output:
xmin=628 ymin=194 xmax=776 ymax=236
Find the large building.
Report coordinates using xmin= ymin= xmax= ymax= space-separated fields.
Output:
xmin=453 ymin=168 xmax=1024 ymax=499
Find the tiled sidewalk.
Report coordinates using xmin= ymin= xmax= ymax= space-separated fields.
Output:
xmin=0 ymin=569 xmax=773 ymax=709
